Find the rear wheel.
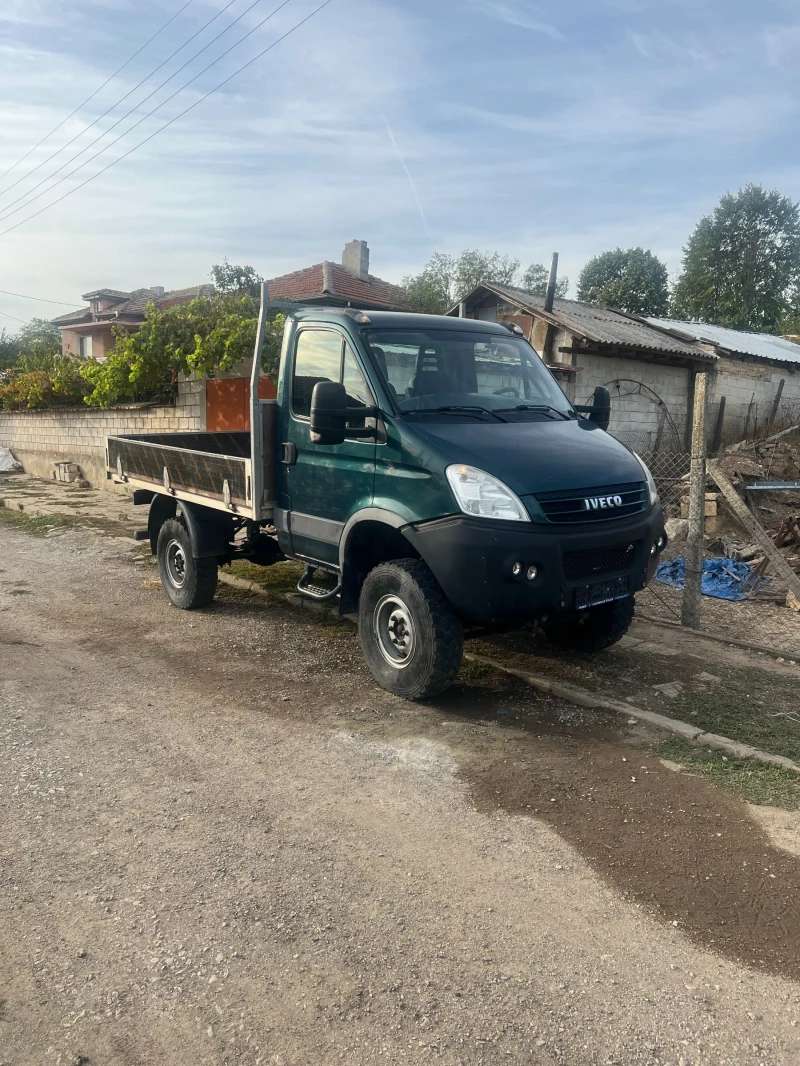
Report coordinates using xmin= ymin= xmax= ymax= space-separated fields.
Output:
xmin=157 ymin=518 xmax=218 ymax=610
xmin=358 ymin=559 xmax=463 ymax=700
xmin=542 ymin=596 xmax=634 ymax=654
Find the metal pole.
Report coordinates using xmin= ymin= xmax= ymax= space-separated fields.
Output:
xmin=682 ymin=372 xmax=707 ymax=629
xmin=544 ymin=253 xmax=558 ymax=313
xmin=249 ymin=281 xmax=269 ymax=519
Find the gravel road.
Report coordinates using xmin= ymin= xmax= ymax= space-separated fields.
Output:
xmin=2 ymin=523 xmax=800 ymax=1066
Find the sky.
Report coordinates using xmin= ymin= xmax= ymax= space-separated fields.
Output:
xmin=1 ymin=0 xmax=799 ymax=325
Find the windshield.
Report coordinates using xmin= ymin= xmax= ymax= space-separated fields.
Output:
xmin=364 ymin=328 xmax=573 ymax=419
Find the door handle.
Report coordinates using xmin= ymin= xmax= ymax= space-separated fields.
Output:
xmin=281 ymin=442 xmax=297 ymax=465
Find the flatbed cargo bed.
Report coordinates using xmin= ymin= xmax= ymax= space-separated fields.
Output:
xmin=107 ymin=431 xmax=256 ymax=516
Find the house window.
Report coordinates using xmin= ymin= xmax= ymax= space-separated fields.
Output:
xmin=79 ymin=336 xmax=93 ymax=359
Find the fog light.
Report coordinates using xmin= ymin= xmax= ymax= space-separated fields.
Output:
xmin=657 ymin=534 xmax=666 ymax=550
xmin=650 ymin=543 xmax=657 ymax=556
xmin=526 ymin=565 xmax=538 ymax=580
xmin=512 ymin=560 xmax=523 ymax=577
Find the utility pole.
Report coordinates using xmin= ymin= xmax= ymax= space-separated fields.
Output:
xmin=682 ymin=372 xmax=708 ymax=629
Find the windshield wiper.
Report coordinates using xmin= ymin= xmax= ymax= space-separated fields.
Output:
xmin=407 ymin=405 xmax=508 ymax=423
xmin=495 ymin=404 xmax=573 ymax=421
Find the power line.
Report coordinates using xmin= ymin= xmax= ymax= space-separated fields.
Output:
xmin=0 ymin=0 xmax=294 ymax=226
xmin=0 ymin=0 xmax=242 ymax=203
xmin=0 ymin=0 xmax=197 ymax=186
xmin=0 ymin=0 xmax=334 ymax=242
xmin=0 ymin=308 xmax=27 ymax=324
xmin=0 ymin=0 xmax=266 ymax=222
xmin=0 ymin=289 xmax=76 ymax=306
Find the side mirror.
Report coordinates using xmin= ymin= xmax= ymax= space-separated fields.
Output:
xmin=310 ymin=381 xmax=348 ymax=446
xmin=588 ymin=385 xmax=611 ymax=431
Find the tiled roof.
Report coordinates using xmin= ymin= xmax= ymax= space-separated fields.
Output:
xmin=53 ymin=284 xmax=215 ymax=326
xmin=51 ymin=307 xmax=93 ymax=325
xmin=267 ymin=261 xmax=407 ymax=310
xmin=478 ymin=285 xmax=715 ymax=361
xmin=648 ymin=318 xmax=800 ymax=366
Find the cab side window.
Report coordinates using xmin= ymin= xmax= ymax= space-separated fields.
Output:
xmin=292 ymin=330 xmax=343 ymax=418
xmin=292 ymin=331 xmax=373 ymax=424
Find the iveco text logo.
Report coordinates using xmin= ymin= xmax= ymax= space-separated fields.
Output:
xmin=583 ymin=494 xmax=624 ymax=511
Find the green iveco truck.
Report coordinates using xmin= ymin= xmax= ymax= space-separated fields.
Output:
xmin=107 ymin=285 xmax=666 ymax=700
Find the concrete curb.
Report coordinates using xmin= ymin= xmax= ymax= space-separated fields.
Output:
xmin=464 ymin=653 xmax=800 ymax=775
xmin=636 ymin=613 xmax=799 ymax=663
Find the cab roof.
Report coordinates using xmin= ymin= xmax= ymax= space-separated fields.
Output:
xmin=289 ymin=307 xmax=517 ymax=334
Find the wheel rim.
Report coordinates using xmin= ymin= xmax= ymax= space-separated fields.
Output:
xmin=166 ymin=539 xmax=187 ymax=589
xmin=374 ymin=594 xmax=416 ymax=669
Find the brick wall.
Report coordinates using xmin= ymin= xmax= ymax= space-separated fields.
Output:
xmin=0 ymin=377 xmax=206 ymax=490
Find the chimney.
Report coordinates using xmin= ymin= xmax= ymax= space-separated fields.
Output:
xmin=342 ymin=240 xmax=369 ymax=280
xmin=150 ymin=285 xmax=165 ymax=298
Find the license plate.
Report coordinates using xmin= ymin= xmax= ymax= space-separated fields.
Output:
xmin=575 ymin=576 xmax=630 ymax=610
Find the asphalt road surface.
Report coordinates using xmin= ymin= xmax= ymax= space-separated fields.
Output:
xmin=2 ymin=522 xmax=800 ymax=1066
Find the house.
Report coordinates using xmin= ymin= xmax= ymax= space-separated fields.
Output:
xmin=52 ymin=284 xmax=215 ymax=360
xmin=647 ymin=319 xmax=800 ymax=444
xmin=267 ymin=240 xmax=407 ymax=311
xmin=449 ymin=283 xmax=716 ymax=452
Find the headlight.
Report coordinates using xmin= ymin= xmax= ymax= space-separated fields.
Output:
xmin=446 ymin=464 xmax=530 ymax=522
xmin=634 ymin=453 xmax=658 ymax=505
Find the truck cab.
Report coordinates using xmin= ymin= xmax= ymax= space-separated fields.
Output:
xmin=110 ymin=292 xmax=666 ymax=700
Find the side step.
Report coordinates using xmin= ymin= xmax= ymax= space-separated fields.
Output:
xmin=296 ymin=565 xmax=342 ymax=603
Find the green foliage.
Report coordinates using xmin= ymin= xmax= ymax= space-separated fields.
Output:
xmin=210 ymin=258 xmax=263 ymax=296
xmin=671 ymin=184 xmax=800 ymax=332
xmin=0 ymin=328 xmax=20 ymax=371
xmin=402 ymin=250 xmax=569 ymax=314
xmin=80 ymin=290 xmax=284 ymax=408
xmin=521 ymin=262 xmax=570 ymax=299
xmin=0 ymin=358 xmax=89 ymax=410
xmin=577 ymin=247 xmax=669 ymax=315
xmin=779 ymin=286 xmax=800 ymax=336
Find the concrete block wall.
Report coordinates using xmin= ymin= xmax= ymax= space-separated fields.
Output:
xmin=709 ymin=358 xmax=800 ymax=407
xmin=0 ymin=377 xmax=206 ymax=490
xmin=575 ymin=354 xmax=690 ymax=450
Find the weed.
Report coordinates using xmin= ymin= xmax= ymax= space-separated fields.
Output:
xmin=0 ymin=508 xmax=80 ymax=536
xmin=9 ymin=588 xmax=31 ymax=596
xmin=655 ymin=738 xmax=800 ymax=810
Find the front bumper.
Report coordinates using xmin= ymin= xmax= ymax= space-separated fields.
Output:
xmin=403 ymin=505 xmax=666 ymax=625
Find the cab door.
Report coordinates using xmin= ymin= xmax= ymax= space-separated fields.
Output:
xmin=280 ymin=326 xmax=376 ymax=565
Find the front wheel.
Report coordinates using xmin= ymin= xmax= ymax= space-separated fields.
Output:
xmin=541 ymin=596 xmax=634 ymax=654
xmin=157 ymin=518 xmax=218 ymax=610
xmin=358 ymin=559 xmax=463 ymax=700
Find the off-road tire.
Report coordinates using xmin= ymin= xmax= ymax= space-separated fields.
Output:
xmin=542 ymin=596 xmax=634 ymax=654
xmin=358 ymin=559 xmax=463 ymax=700
xmin=157 ymin=518 xmax=218 ymax=610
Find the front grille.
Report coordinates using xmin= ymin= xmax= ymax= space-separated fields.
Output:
xmin=533 ymin=481 xmax=647 ymax=523
xmin=563 ymin=541 xmax=640 ymax=583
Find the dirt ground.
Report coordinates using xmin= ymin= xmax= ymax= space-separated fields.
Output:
xmin=4 ymin=515 xmax=800 ymax=1064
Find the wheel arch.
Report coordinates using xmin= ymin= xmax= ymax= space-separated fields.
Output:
xmin=148 ymin=494 xmax=235 ymax=559
xmin=339 ymin=509 xmax=420 ymax=615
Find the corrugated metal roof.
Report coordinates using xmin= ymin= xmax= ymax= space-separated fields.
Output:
xmin=474 ymin=285 xmax=716 ymax=361
xmin=647 ymin=318 xmax=800 ymax=365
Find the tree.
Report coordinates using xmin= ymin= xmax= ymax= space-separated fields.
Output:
xmin=577 ymin=248 xmax=668 ymax=316
xmin=0 ymin=329 xmax=20 ymax=371
xmin=14 ymin=318 xmax=63 ymax=371
xmin=522 ymin=262 xmax=569 ymax=300
xmin=402 ymin=250 xmax=568 ymax=314
xmin=210 ymin=258 xmax=263 ymax=296
xmin=670 ymin=184 xmax=800 ymax=332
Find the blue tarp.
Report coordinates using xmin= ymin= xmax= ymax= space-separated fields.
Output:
xmin=655 ymin=557 xmax=766 ymax=602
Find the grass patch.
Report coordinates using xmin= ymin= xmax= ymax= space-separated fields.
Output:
xmin=668 ymin=668 xmax=800 ymax=762
xmin=459 ymin=657 xmax=504 ymax=683
xmin=0 ymin=508 xmax=81 ymax=536
xmin=656 ymin=738 xmax=800 ymax=810
xmin=224 ymin=559 xmax=303 ymax=594
xmin=8 ymin=588 xmax=31 ymax=596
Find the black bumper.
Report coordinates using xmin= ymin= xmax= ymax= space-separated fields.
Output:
xmin=403 ymin=506 xmax=666 ymax=625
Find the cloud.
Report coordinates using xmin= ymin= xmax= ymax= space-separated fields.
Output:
xmin=468 ymin=0 xmax=565 ymax=40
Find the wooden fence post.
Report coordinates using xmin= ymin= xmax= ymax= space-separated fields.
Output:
xmin=682 ymin=373 xmax=708 ymax=629
xmin=711 ymin=395 xmax=726 ymax=455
